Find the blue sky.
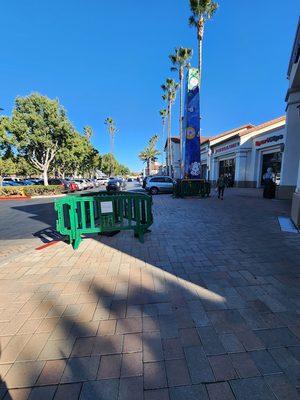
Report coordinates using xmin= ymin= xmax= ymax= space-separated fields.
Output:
xmin=1 ymin=0 xmax=299 ymax=171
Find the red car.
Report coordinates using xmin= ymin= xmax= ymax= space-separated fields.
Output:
xmin=69 ymin=182 xmax=79 ymax=192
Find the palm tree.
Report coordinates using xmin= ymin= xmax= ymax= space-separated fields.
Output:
xmin=161 ymin=79 xmax=179 ymax=177
xmin=104 ymin=117 xmax=118 ymax=156
xmin=169 ymin=47 xmax=193 ymax=175
xmin=189 ymin=0 xmax=218 ymax=91
xmin=83 ymin=126 xmax=93 ymax=141
xmin=139 ymin=135 xmax=160 ymax=176
xmin=159 ymin=109 xmax=168 ymax=167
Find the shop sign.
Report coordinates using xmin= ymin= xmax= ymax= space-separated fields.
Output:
xmin=214 ymin=142 xmax=239 ymax=154
xmin=255 ymin=134 xmax=283 ymax=147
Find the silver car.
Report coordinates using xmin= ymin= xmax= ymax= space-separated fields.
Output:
xmin=145 ymin=176 xmax=175 ymax=195
xmin=73 ymin=179 xmax=86 ymax=191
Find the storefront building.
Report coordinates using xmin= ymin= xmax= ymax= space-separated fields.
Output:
xmin=209 ymin=124 xmax=253 ymax=186
xmin=283 ymin=19 xmax=300 ymax=226
xmin=207 ymin=117 xmax=286 ymax=188
xmin=164 ymin=115 xmax=288 ymax=189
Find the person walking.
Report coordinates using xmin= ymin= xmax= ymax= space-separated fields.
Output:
xmin=217 ymin=174 xmax=226 ymax=200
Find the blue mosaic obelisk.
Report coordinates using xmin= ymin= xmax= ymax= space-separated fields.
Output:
xmin=182 ymin=67 xmax=201 ymax=179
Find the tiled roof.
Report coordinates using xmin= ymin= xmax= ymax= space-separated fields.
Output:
xmin=201 ymin=137 xmax=210 ymax=144
xmin=239 ymin=116 xmax=286 ymax=137
xmin=209 ymin=124 xmax=254 ymax=142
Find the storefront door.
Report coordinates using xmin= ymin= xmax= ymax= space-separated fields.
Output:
xmin=219 ymin=158 xmax=235 ymax=187
xmin=201 ymin=164 xmax=207 ymax=179
xmin=260 ymin=152 xmax=282 ymax=185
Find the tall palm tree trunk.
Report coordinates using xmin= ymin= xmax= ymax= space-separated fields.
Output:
xmin=179 ymin=67 xmax=184 ymax=178
xmin=197 ymin=17 xmax=204 ymax=91
xmin=110 ymin=133 xmax=114 ymax=156
xmin=161 ymin=120 xmax=165 ymax=167
xmin=167 ymin=103 xmax=173 ymax=177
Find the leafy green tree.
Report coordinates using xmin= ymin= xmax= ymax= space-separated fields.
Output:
xmin=189 ymin=0 xmax=218 ymax=91
xmin=8 ymin=93 xmax=75 ymax=185
xmin=161 ymin=79 xmax=179 ymax=176
xmin=84 ymin=126 xmax=93 ymax=141
xmin=104 ymin=117 xmax=118 ymax=156
xmin=0 ymin=116 xmax=14 ymax=158
xmin=16 ymin=156 xmax=39 ymax=177
xmin=0 ymin=158 xmax=16 ymax=185
xmin=115 ymin=164 xmax=130 ymax=176
xmin=81 ymin=146 xmax=101 ymax=178
xmin=101 ymin=153 xmax=118 ymax=176
xmin=139 ymin=135 xmax=160 ymax=176
xmin=53 ymin=131 xmax=100 ymax=178
xmin=169 ymin=47 xmax=193 ymax=173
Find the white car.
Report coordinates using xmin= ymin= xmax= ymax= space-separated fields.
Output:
xmin=84 ymin=179 xmax=94 ymax=189
xmin=98 ymin=178 xmax=109 ymax=185
xmin=145 ymin=176 xmax=175 ymax=195
xmin=73 ymin=179 xmax=86 ymax=191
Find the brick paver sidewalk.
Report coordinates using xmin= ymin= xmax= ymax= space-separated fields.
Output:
xmin=0 ymin=189 xmax=300 ymax=399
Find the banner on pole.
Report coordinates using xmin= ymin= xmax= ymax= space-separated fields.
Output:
xmin=182 ymin=67 xmax=201 ymax=179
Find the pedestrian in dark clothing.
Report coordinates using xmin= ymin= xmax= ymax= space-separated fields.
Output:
xmin=217 ymin=174 xmax=226 ymax=200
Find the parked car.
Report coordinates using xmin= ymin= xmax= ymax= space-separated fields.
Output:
xmin=83 ymin=179 xmax=93 ymax=189
xmin=145 ymin=176 xmax=175 ymax=195
xmin=18 ymin=180 xmax=34 ymax=186
xmin=68 ymin=181 xmax=79 ymax=192
xmin=97 ymin=178 xmax=109 ymax=186
xmin=2 ymin=177 xmax=16 ymax=183
xmin=47 ymin=178 xmax=70 ymax=192
xmin=83 ymin=179 xmax=92 ymax=189
xmin=2 ymin=181 xmax=22 ymax=187
xmin=106 ymin=178 xmax=127 ymax=192
xmin=33 ymin=179 xmax=44 ymax=185
xmin=91 ymin=179 xmax=100 ymax=187
xmin=73 ymin=179 xmax=86 ymax=191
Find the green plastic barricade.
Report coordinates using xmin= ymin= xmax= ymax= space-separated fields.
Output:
xmin=54 ymin=191 xmax=153 ymax=249
xmin=173 ymin=179 xmax=211 ymax=198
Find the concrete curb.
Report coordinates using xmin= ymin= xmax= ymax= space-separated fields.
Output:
xmin=0 ymin=193 xmax=67 ymax=201
xmin=31 ymin=194 xmax=67 ymax=199
xmin=0 ymin=196 xmax=30 ymax=201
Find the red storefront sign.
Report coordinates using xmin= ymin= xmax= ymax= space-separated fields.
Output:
xmin=214 ymin=142 xmax=239 ymax=154
xmin=255 ymin=134 xmax=283 ymax=147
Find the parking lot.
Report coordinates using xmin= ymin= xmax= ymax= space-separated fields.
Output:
xmin=0 ymin=180 xmax=141 ymax=263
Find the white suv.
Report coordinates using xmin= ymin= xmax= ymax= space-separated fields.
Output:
xmin=145 ymin=176 xmax=175 ymax=195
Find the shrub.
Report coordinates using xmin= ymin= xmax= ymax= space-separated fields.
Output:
xmin=0 ymin=185 xmax=64 ymax=197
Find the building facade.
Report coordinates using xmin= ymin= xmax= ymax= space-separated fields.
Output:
xmin=204 ymin=117 xmax=285 ymax=188
xmin=164 ymin=117 xmax=286 ymax=187
xmin=284 ymin=19 xmax=300 ymax=226
xmin=164 ymin=137 xmax=181 ymax=178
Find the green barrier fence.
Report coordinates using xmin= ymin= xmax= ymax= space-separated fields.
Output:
xmin=54 ymin=191 xmax=153 ymax=249
xmin=173 ymin=179 xmax=211 ymax=198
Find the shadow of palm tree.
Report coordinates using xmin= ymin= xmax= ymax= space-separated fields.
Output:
xmin=20 ymin=253 xmax=228 ymax=398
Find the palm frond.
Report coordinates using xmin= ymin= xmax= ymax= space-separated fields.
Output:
xmin=188 ymin=15 xmax=197 ymax=26
xmin=189 ymin=0 xmax=218 ymax=20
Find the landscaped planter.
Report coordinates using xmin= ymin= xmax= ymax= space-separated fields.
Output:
xmin=0 ymin=185 xmax=65 ymax=200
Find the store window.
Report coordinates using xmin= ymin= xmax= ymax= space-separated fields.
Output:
xmin=260 ymin=152 xmax=282 ymax=185
xmin=201 ymin=164 xmax=207 ymax=179
xmin=219 ymin=158 xmax=235 ymax=187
